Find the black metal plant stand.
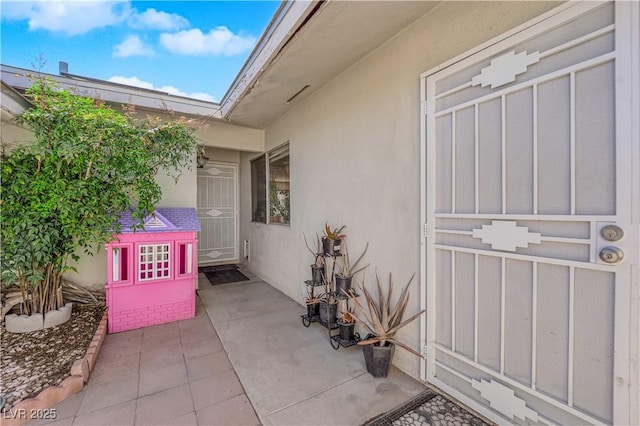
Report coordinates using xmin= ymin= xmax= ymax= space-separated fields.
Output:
xmin=301 ymin=252 xmax=361 ymax=350
xmin=330 ymin=331 xmax=361 ymax=349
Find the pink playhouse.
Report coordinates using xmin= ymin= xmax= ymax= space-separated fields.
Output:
xmin=105 ymin=208 xmax=200 ymax=333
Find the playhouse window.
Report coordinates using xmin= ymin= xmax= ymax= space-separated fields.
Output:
xmin=139 ymin=244 xmax=171 ymax=281
xmin=112 ymin=246 xmax=129 ymax=282
xmin=177 ymin=242 xmax=193 ymax=276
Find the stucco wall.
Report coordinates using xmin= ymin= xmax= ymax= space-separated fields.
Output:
xmin=0 ymin=114 xmax=32 ymax=150
xmin=195 ymin=119 xmax=264 ymax=153
xmin=204 ymin=146 xmax=242 ymax=164
xmin=239 ymin=1 xmax=560 ymax=379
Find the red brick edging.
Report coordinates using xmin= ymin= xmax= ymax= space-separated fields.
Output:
xmin=2 ymin=311 xmax=108 ymax=425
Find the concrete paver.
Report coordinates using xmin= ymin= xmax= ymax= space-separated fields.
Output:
xmin=138 ymin=361 xmax=189 ymax=397
xmin=190 ymin=371 xmax=244 ymax=411
xmin=74 ymin=400 xmax=136 ymax=426
xmin=180 ymin=338 xmax=223 ymax=359
xmin=163 ymin=411 xmax=198 ymax=426
xmin=195 ymin=395 xmax=259 ymax=426
xmin=140 ymin=344 xmax=184 ymax=368
xmin=76 ymin=373 xmax=139 ymax=415
xmin=141 ymin=331 xmax=182 ymax=352
xmin=185 ymin=351 xmax=233 ymax=382
xmin=134 ymin=385 xmax=193 ymax=425
xmin=89 ymin=352 xmax=140 ymax=385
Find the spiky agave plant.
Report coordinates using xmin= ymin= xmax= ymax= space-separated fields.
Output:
xmin=339 ymin=308 xmax=356 ymax=324
xmin=339 ymin=239 xmax=370 ymax=277
xmin=344 ymin=272 xmax=425 ymax=358
xmin=323 ymin=223 xmax=346 ymax=240
xmin=303 ymin=232 xmax=324 ymax=267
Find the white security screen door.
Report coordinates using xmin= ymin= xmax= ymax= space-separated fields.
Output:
xmin=421 ymin=2 xmax=638 ymax=425
xmin=197 ymin=162 xmax=239 ymax=264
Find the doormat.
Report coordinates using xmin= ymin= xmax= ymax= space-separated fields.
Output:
xmin=200 ymin=264 xmax=250 ymax=286
xmin=362 ymin=388 xmax=490 ymax=426
xmin=198 ymin=264 xmax=240 ymax=273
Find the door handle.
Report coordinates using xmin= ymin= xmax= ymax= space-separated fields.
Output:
xmin=599 ymin=246 xmax=624 ymax=264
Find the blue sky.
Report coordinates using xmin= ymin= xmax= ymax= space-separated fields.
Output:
xmin=1 ymin=1 xmax=281 ymax=102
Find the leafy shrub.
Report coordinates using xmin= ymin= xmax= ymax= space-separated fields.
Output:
xmin=1 ymin=80 xmax=196 ymax=314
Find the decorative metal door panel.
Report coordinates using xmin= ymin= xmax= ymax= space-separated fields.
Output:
xmin=422 ymin=2 xmax=638 ymax=425
xmin=197 ymin=162 xmax=238 ymax=264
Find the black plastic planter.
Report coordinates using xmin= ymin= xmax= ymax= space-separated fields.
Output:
xmin=337 ymin=321 xmax=355 ymax=341
xmin=319 ymin=301 xmax=337 ymax=325
xmin=335 ymin=274 xmax=352 ymax=296
xmin=362 ymin=335 xmax=395 ymax=378
xmin=322 ymin=238 xmax=342 ymax=256
xmin=311 ymin=264 xmax=324 ymax=285
xmin=306 ymin=303 xmax=319 ymax=318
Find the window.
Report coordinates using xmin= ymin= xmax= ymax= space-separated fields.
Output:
xmin=177 ymin=242 xmax=194 ymax=277
xmin=251 ymin=142 xmax=290 ymax=225
xmin=139 ymin=244 xmax=171 ymax=281
xmin=110 ymin=245 xmax=132 ymax=284
xmin=268 ymin=143 xmax=290 ymax=224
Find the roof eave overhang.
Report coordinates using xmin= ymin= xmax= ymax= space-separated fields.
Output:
xmin=219 ymin=1 xmax=439 ymax=129
xmin=1 ymin=80 xmax=32 ymax=117
xmin=219 ymin=0 xmax=323 ymax=119
xmin=1 ymin=65 xmax=223 ymax=119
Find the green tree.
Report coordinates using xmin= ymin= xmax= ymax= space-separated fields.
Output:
xmin=1 ymin=80 xmax=197 ymax=315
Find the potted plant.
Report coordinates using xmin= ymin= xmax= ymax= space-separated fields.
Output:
xmin=337 ymin=308 xmax=356 ymax=342
xmin=269 ymin=182 xmax=281 ymax=223
xmin=344 ymin=273 xmax=425 ymax=378
xmin=322 ymin=223 xmax=346 ymax=256
xmin=318 ymin=268 xmax=338 ymax=325
xmin=335 ymin=240 xmax=369 ymax=295
xmin=304 ymin=233 xmax=325 ymax=285
xmin=303 ymin=285 xmax=324 ymax=319
xmin=269 ymin=182 xmax=290 ymax=224
xmin=319 ymin=295 xmax=338 ymax=325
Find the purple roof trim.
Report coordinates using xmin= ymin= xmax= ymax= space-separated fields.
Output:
xmin=117 ymin=208 xmax=201 ymax=233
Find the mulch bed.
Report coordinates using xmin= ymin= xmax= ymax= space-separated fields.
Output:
xmin=0 ymin=304 xmax=105 ymax=413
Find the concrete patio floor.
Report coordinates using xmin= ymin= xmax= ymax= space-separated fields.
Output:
xmin=197 ymin=267 xmax=426 ymax=426
xmin=30 ymin=267 xmax=426 ymax=425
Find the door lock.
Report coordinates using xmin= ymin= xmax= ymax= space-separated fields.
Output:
xmin=601 ymin=225 xmax=624 ymax=242
xmin=599 ymin=246 xmax=624 ymax=264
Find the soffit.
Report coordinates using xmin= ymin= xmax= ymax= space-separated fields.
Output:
xmin=226 ymin=1 xmax=439 ymax=129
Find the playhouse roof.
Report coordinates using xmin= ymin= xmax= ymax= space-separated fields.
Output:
xmin=117 ymin=208 xmax=201 ymax=234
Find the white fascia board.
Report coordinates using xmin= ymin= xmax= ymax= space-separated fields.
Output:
xmin=219 ymin=0 xmax=319 ymax=118
xmin=1 ymin=65 xmax=222 ymax=119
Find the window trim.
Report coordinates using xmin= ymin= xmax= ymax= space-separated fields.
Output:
xmin=250 ymin=153 xmax=267 ymax=224
xmin=250 ymin=141 xmax=291 ymax=226
xmin=137 ymin=243 xmax=172 ymax=282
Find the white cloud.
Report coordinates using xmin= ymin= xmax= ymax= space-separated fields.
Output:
xmin=1 ymin=1 xmax=131 ymax=36
xmin=113 ymin=35 xmax=154 ymax=58
xmin=129 ymin=8 xmax=189 ymax=31
xmin=108 ymin=76 xmax=216 ymax=103
xmin=160 ymin=27 xmax=256 ymax=57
